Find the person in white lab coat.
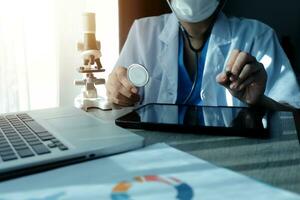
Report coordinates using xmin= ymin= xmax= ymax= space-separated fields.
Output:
xmin=106 ymin=0 xmax=300 ymax=109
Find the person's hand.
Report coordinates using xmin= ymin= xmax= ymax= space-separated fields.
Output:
xmin=216 ymin=49 xmax=267 ymax=105
xmin=106 ymin=66 xmax=140 ymax=106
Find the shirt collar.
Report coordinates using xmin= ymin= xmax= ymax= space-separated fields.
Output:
xmin=159 ymin=12 xmax=231 ymax=47
xmin=158 ymin=13 xmax=179 ymax=45
xmin=211 ymin=12 xmax=231 ymax=46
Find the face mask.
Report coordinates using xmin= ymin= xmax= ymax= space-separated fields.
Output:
xmin=167 ymin=0 xmax=220 ymax=23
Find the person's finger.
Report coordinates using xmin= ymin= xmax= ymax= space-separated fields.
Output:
xmin=231 ymin=52 xmax=256 ymax=78
xmin=237 ymin=63 xmax=261 ymax=84
xmin=119 ymin=86 xmax=140 ymax=101
xmin=238 ymin=64 xmax=266 ymax=92
xmin=120 ymin=75 xmax=138 ymax=94
xmin=106 ymin=66 xmax=142 ymax=106
xmin=117 ymin=89 xmax=140 ymax=103
xmin=111 ymin=93 xmax=136 ymax=106
xmin=115 ymin=67 xmax=137 ymax=92
xmin=110 ymin=92 xmax=130 ymax=104
xmin=130 ymin=93 xmax=140 ymax=102
xmin=226 ymin=49 xmax=241 ymax=72
xmin=216 ymin=72 xmax=230 ymax=88
xmin=108 ymin=96 xmax=128 ymax=106
xmin=106 ymin=73 xmax=121 ymax=93
xmin=109 ymin=80 xmax=139 ymax=101
xmin=236 ymin=75 xmax=256 ymax=91
xmin=107 ymin=72 xmax=139 ymax=102
xmin=109 ymin=93 xmax=140 ymax=106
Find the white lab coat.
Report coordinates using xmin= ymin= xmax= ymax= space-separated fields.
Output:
xmin=115 ymin=12 xmax=300 ymax=108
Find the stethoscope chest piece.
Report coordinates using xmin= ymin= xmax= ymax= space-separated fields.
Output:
xmin=127 ymin=64 xmax=149 ymax=87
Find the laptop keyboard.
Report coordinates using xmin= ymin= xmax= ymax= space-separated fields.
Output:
xmin=0 ymin=113 xmax=68 ymax=162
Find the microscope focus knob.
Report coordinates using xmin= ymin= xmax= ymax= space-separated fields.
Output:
xmin=74 ymin=80 xmax=86 ymax=86
xmin=94 ymin=79 xmax=105 ymax=85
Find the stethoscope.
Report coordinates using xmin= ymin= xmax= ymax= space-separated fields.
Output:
xmin=127 ymin=33 xmax=203 ymax=104
xmin=179 ymin=24 xmax=208 ymax=104
xmin=127 ymin=1 xmax=222 ymax=103
xmin=127 ymin=25 xmax=210 ymax=104
xmin=165 ymin=0 xmax=214 ymax=104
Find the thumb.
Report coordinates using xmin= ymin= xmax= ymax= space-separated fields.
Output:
xmin=216 ymin=72 xmax=230 ymax=88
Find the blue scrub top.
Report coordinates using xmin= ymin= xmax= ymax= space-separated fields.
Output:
xmin=176 ymin=31 xmax=209 ymax=105
xmin=177 ymin=31 xmax=209 ymax=124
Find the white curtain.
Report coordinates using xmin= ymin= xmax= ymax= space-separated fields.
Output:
xmin=0 ymin=0 xmax=119 ymax=112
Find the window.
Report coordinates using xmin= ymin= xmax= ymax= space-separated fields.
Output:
xmin=0 ymin=0 xmax=119 ymax=112
xmin=0 ymin=0 xmax=58 ymax=112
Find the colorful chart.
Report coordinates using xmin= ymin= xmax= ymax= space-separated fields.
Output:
xmin=111 ymin=175 xmax=194 ymax=200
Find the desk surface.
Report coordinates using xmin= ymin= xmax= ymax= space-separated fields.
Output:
xmin=88 ymin=107 xmax=300 ymax=194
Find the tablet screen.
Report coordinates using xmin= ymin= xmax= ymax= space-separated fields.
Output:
xmin=116 ymin=104 xmax=269 ymax=137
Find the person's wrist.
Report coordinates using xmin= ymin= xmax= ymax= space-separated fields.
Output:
xmin=242 ymin=93 xmax=266 ymax=108
xmin=251 ymin=95 xmax=295 ymax=111
xmin=254 ymin=95 xmax=268 ymax=106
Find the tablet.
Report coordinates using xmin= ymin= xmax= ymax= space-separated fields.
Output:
xmin=115 ymin=103 xmax=269 ymax=137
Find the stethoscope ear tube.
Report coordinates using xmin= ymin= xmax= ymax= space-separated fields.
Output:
xmin=179 ymin=26 xmax=202 ymax=104
xmin=182 ymin=50 xmax=200 ymax=104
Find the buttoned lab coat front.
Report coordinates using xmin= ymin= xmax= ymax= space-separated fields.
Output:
xmin=115 ymin=12 xmax=300 ymax=108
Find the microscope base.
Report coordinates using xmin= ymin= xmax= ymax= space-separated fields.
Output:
xmin=74 ymin=95 xmax=112 ymax=111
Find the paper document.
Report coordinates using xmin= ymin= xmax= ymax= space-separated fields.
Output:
xmin=0 ymin=143 xmax=299 ymax=200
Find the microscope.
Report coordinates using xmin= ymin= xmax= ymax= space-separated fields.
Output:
xmin=74 ymin=12 xmax=112 ymax=111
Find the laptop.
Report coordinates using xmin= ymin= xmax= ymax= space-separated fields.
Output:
xmin=0 ymin=107 xmax=144 ymax=181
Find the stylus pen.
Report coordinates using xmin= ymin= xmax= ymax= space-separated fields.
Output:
xmin=225 ymin=70 xmax=240 ymax=84
xmin=225 ymin=70 xmax=233 ymax=85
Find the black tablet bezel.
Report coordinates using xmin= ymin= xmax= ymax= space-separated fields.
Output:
xmin=115 ymin=103 xmax=270 ymax=138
